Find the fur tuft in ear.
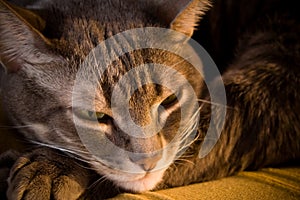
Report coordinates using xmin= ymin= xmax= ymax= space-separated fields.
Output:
xmin=0 ymin=0 xmax=58 ymax=73
xmin=157 ymin=0 xmax=211 ymax=37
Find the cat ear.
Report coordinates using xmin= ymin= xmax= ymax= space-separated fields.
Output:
xmin=0 ymin=0 xmax=59 ymax=73
xmin=157 ymin=0 xmax=211 ymax=37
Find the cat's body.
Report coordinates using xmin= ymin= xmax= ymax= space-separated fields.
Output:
xmin=0 ymin=0 xmax=299 ymax=199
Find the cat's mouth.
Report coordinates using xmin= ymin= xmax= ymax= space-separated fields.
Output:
xmin=112 ymin=170 xmax=165 ymax=192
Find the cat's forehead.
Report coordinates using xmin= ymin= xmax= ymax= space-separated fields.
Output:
xmin=73 ymin=48 xmax=193 ymax=110
xmin=51 ymin=1 xmax=159 ymax=60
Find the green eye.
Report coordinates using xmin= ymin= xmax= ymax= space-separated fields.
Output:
xmin=75 ymin=109 xmax=111 ymax=123
xmin=161 ymin=94 xmax=177 ymax=107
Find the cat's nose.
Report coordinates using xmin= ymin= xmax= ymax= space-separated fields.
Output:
xmin=130 ymin=153 xmax=162 ymax=171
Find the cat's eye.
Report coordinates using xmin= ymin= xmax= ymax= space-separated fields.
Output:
xmin=161 ymin=94 xmax=178 ymax=107
xmin=74 ymin=109 xmax=111 ymax=123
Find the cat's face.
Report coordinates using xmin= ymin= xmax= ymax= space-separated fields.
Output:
xmin=70 ymin=43 xmax=204 ymax=191
xmin=0 ymin=0 xmax=210 ymax=192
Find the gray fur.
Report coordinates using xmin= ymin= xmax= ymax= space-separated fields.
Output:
xmin=0 ymin=0 xmax=299 ymax=199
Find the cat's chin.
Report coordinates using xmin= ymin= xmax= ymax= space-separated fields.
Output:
xmin=113 ymin=170 xmax=165 ymax=192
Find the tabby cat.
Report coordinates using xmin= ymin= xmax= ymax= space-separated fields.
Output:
xmin=0 ymin=0 xmax=299 ymax=199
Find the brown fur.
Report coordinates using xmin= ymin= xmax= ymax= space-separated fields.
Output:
xmin=0 ymin=0 xmax=299 ymax=199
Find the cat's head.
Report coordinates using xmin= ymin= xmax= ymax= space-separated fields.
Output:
xmin=0 ymin=0 xmax=210 ymax=192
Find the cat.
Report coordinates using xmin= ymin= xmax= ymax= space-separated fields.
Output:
xmin=0 ymin=0 xmax=299 ymax=199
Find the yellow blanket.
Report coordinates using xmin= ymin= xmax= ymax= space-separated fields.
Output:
xmin=111 ymin=167 xmax=300 ymax=200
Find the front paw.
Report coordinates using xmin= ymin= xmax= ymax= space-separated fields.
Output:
xmin=7 ymin=148 xmax=90 ymax=200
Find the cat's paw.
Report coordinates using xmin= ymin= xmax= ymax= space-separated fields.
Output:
xmin=6 ymin=148 xmax=90 ymax=200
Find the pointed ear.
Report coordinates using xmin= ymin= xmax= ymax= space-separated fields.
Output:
xmin=157 ymin=0 xmax=211 ymax=37
xmin=0 ymin=0 xmax=59 ymax=73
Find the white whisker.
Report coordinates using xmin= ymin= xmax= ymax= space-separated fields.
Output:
xmin=173 ymin=103 xmax=204 ymax=153
xmin=175 ymin=158 xmax=195 ymax=166
xmin=88 ymin=175 xmax=108 ymax=189
xmin=170 ymin=55 xmax=193 ymax=68
xmin=29 ymin=140 xmax=92 ymax=161
xmin=0 ymin=124 xmax=36 ymax=129
xmin=197 ymin=98 xmax=234 ymax=110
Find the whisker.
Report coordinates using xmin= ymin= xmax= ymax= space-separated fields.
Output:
xmin=29 ymin=140 xmax=93 ymax=162
xmin=197 ymin=98 xmax=235 ymax=110
xmin=30 ymin=141 xmax=73 ymax=153
xmin=88 ymin=175 xmax=108 ymax=189
xmin=178 ymin=154 xmax=195 ymax=159
xmin=176 ymin=104 xmax=202 ymax=140
xmin=171 ymin=55 xmax=193 ymax=68
xmin=0 ymin=124 xmax=36 ymax=129
xmin=171 ymin=103 xmax=204 ymax=154
xmin=174 ymin=158 xmax=195 ymax=166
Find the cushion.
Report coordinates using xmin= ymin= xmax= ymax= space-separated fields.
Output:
xmin=111 ymin=167 xmax=300 ymax=200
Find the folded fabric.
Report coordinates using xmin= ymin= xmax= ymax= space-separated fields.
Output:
xmin=111 ymin=167 xmax=300 ymax=200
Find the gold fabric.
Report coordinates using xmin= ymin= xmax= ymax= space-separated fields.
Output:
xmin=111 ymin=168 xmax=300 ymax=200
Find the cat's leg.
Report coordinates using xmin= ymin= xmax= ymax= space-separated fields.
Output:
xmin=6 ymin=147 xmax=91 ymax=200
